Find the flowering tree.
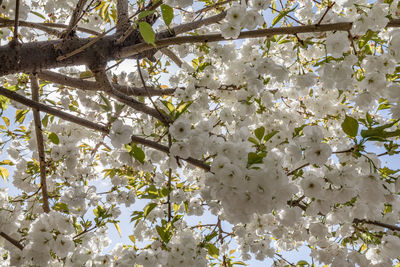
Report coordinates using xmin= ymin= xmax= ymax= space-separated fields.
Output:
xmin=1 ymin=0 xmax=400 ymax=266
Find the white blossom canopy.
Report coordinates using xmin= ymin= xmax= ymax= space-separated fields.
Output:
xmin=0 ymin=0 xmax=400 ymax=266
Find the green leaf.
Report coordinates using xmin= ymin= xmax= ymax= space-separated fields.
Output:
xmin=232 ymin=262 xmax=248 ymax=266
xmin=139 ymin=22 xmax=156 ymax=46
xmin=144 ymin=203 xmax=157 ymax=218
xmin=254 ymin=126 xmax=265 ymax=141
xmin=248 ymin=152 xmax=266 ymax=166
xmin=161 ymin=100 xmax=175 ymax=113
xmin=297 ymin=260 xmax=309 ymax=266
xmin=361 ymin=120 xmax=400 ymax=140
xmin=366 ymin=112 xmax=373 ymax=126
xmin=53 ymin=202 xmax=69 ymax=213
xmin=99 ymin=93 xmax=112 ymax=112
xmin=138 ymin=10 xmax=156 ymax=19
xmin=206 ymin=243 xmax=219 ymax=258
xmin=79 ymin=70 xmax=93 ymax=79
xmin=48 ymin=132 xmax=60 ymax=145
xmin=30 ymin=11 xmax=46 ymax=20
xmin=204 ymin=231 xmax=218 ymax=242
xmin=0 ymin=167 xmax=9 ymax=180
xmin=42 ymin=115 xmax=49 ymax=128
xmin=15 ymin=109 xmax=28 ymax=123
xmin=156 ymin=225 xmax=169 ymax=243
xmin=161 ymin=4 xmax=174 ymax=26
xmin=248 ymin=137 xmax=259 ymax=145
xmin=2 ymin=116 xmax=9 ymax=126
xmin=114 ymin=223 xmax=122 ymax=237
xmin=0 ymin=160 xmax=13 ymax=165
xmin=129 ymin=144 xmax=145 ymax=164
xmin=341 ymin=115 xmax=359 ymax=137
xmin=272 ymin=6 xmax=297 ymax=26
xmin=129 ymin=235 xmax=136 ymax=243
xmin=264 ymin=130 xmax=279 ymax=142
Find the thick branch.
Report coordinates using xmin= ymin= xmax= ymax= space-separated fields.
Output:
xmin=117 ymin=19 xmax=400 ymax=59
xmin=64 ymin=0 xmax=89 ymax=38
xmin=117 ymin=0 xmax=130 ymax=35
xmin=13 ymin=0 xmax=20 ymax=42
xmin=30 ymin=75 xmax=50 ymax=213
xmin=0 ymin=232 xmax=23 ymax=250
xmin=37 ymin=70 xmax=175 ymax=96
xmin=0 ymin=86 xmax=210 ymax=170
xmin=0 ymin=87 xmax=108 ymax=133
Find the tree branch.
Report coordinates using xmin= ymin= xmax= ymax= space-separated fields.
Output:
xmin=12 ymin=0 xmax=20 ymax=43
xmin=0 ymin=85 xmax=210 ymax=170
xmin=0 ymin=232 xmax=23 ymax=250
xmin=0 ymin=20 xmax=62 ymax=37
xmin=63 ymin=0 xmax=90 ymax=38
xmin=172 ymin=11 xmax=227 ymax=35
xmin=92 ymin=68 xmax=172 ymax=123
xmin=30 ymin=74 xmax=50 ymax=213
xmin=160 ymin=48 xmax=183 ymax=67
xmin=37 ymin=70 xmax=175 ymax=96
xmin=136 ymin=58 xmax=170 ymax=124
xmin=0 ymin=86 xmax=108 ymax=133
xmin=0 ymin=18 xmax=100 ymax=36
xmin=116 ymin=0 xmax=130 ymax=35
xmin=117 ymin=19 xmax=400 ymax=59
xmin=4 ymin=19 xmax=400 ymax=76
xmin=353 ymin=219 xmax=400 ymax=232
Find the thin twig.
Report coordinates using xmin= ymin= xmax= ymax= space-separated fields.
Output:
xmin=0 ymin=232 xmax=23 ymax=250
xmin=92 ymin=68 xmax=170 ymax=123
xmin=353 ymin=219 xmax=400 ymax=232
xmin=195 ymin=0 xmax=232 ymax=14
xmin=287 ymin=163 xmax=309 ymax=176
xmin=136 ymin=58 xmax=170 ymax=125
xmin=30 ymin=74 xmax=50 ymax=213
xmin=270 ymin=6 xmax=304 ymax=25
xmin=317 ymin=2 xmax=335 ymax=25
xmin=167 ymin=134 xmax=172 ymax=222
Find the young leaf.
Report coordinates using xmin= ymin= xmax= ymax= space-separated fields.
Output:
xmin=48 ymin=132 xmax=60 ymax=145
xmin=0 ymin=167 xmax=9 ymax=180
xmin=161 ymin=4 xmax=174 ymax=26
xmin=129 ymin=144 xmax=145 ymax=164
xmin=139 ymin=22 xmax=156 ymax=46
xmin=144 ymin=203 xmax=157 ymax=218
xmin=206 ymin=243 xmax=219 ymax=258
xmin=341 ymin=115 xmax=358 ymax=137
xmin=254 ymin=126 xmax=265 ymax=141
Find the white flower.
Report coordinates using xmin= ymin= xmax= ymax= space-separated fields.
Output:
xmin=169 ymin=120 xmax=191 ymax=140
xmin=220 ymin=22 xmax=241 ymax=39
xmin=326 ymin=31 xmax=350 ymax=58
xmin=301 ymin=174 xmax=325 ymax=199
xmin=170 ymin=142 xmax=190 ymax=159
xmin=226 ymin=4 xmax=247 ymax=26
xmin=304 ymin=143 xmax=332 ymax=166
xmin=110 ymin=120 xmax=133 ymax=148
xmin=250 ymin=0 xmax=271 ymax=10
